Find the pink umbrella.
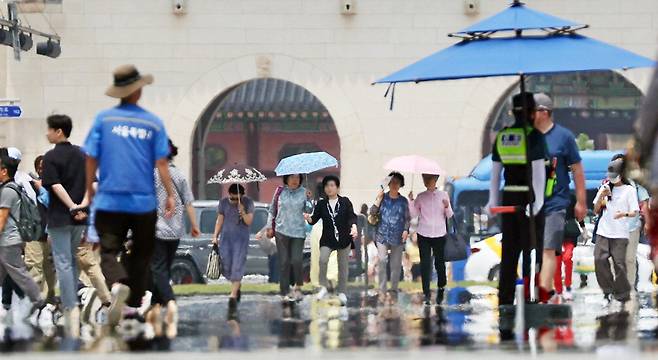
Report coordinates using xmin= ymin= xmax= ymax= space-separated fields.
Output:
xmin=384 ymin=155 xmax=445 ymax=176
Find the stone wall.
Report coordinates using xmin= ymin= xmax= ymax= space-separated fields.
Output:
xmin=1 ymin=0 xmax=656 ymax=205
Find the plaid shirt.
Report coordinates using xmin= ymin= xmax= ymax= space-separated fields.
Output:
xmin=155 ymin=163 xmax=194 ymax=240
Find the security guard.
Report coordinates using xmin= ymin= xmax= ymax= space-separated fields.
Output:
xmin=487 ymin=92 xmax=547 ymax=306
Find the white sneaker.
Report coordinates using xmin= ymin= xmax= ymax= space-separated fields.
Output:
xmin=562 ymin=290 xmax=574 ymax=301
xmin=338 ymin=293 xmax=348 ymax=306
xmin=4 ymin=305 xmax=14 ymax=327
xmin=0 ymin=306 xmax=7 ymax=324
xmin=96 ymin=305 xmax=109 ymax=326
xmin=38 ymin=304 xmax=57 ymax=334
xmin=316 ymin=287 xmax=328 ymax=301
xmin=293 ymin=288 xmax=304 ymax=302
xmin=138 ymin=291 xmax=153 ymax=317
xmin=609 ymin=298 xmax=624 ymax=311
xmin=108 ymin=284 xmax=130 ymax=327
xmin=28 ymin=305 xmax=41 ymax=327
xmin=14 ymin=296 xmax=33 ymax=321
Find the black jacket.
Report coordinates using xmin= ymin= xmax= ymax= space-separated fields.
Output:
xmin=309 ymin=196 xmax=357 ymax=250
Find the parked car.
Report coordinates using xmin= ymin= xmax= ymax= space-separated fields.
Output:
xmin=446 ymin=151 xmax=621 ymax=282
xmin=446 ymin=150 xmax=621 ymax=247
xmin=465 ymin=227 xmax=656 ymax=292
xmin=171 ymin=200 xmax=310 ymax=284
xmin=573 ymin=236 xmax=655 ymax=293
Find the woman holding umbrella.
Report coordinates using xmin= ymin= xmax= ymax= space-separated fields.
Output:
xmin=369 ymin=172 xmax=410 ymax=302
xmin=383 ymin=155 xmax=451 ymax=305
xmin=409 ymin=174 xmax=453 ymax=306
xmin=211 ymin=184 xmax=255 ymax=311
xmin=265 ymin=173 xmax=312 ymax=301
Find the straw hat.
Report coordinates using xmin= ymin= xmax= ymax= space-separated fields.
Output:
xmin=105 ymin=64 xmax=154 ymax=99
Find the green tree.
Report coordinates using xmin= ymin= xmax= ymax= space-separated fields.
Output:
xmin=576 ymin=133 xmax=594 ymax=151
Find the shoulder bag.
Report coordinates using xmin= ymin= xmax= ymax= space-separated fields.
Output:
xmin=443 ymin=217 xmax=469 ymax=262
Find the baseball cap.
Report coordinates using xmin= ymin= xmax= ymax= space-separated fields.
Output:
xmin=534 ymin=93 xmax=553 ymax=111
xmin=7 ymin=147 xmax=22 ymax=162
xmin=607 ymin=157 xmax=624 ymax=174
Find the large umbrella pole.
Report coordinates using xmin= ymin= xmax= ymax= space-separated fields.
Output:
xmin=519 ymin=74 xmax=538 ymax=303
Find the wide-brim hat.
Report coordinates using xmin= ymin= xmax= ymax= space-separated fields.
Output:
xmin=105 ymin=64 xmax=154 ymax=99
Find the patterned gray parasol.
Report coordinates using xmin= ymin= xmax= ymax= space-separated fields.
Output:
xmin=207 ymin=164 xmax=267 ymax=184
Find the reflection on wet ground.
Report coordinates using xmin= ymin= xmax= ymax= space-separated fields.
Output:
xmin=174 ymin=286 xmax=658 ymax=353
xmin=2 ymin=285 xmax=658 ymax=354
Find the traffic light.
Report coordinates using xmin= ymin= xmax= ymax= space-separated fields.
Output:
xmin=0 ymin=28 xmax=11 ymax=46
xmin=18 ymin=33 xmax=32 ymax=51
xmin=0 ymin=2 xmax=61 ymax=60
xmin=36 ymin=39 xmax=60 ymax=58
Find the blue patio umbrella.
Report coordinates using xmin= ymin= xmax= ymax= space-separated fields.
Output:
xmin=274 ymin=151 xmax=338 ymax=176
xmin=374 ymin=0 xmax=655 ymax=304
xmin=374 ymin=1 xmax=654 ymax=95
xmin=376 ymin=34 xmax=654 ymax=85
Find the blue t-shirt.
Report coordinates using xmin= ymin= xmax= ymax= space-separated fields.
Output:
xmin=83 ymin=104 xmax=170 ymax=213
xmin=543 ymin=124 xmax=582 ymax=214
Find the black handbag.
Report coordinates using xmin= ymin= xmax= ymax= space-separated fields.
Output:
xmin=443 ymin=217 xmax=469 ymax=262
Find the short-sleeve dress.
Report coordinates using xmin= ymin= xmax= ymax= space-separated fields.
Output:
xmin=218 ymin=196 xmax=255 ymax=281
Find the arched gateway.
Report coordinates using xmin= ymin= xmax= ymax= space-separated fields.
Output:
xmin=192 ymin=78 xmax=341 ymax=202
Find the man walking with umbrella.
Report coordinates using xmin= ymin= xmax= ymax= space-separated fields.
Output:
xmin=486 ymin=92 xmax=547 ymax=306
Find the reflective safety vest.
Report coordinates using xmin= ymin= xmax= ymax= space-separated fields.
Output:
xmin=495 ymin=127 xmax=531 ymax=165
xmin=496 ymin=126 xmax=555 ymax=197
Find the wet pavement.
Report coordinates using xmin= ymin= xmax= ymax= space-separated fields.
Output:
xmin=2 ymin=284 xmax=658 ymax=355
xmin=171 ymin=286 xmax=658 ymax=353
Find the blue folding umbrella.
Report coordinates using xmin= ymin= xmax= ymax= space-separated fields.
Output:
xmin=274 ymin=151 xmax=338 ymax=176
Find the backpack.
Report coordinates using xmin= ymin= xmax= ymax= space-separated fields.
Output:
xmin=2 ymin=182 xmax=43 ymax=242
xmin=30 ymin=182 xmax=49 ymax=241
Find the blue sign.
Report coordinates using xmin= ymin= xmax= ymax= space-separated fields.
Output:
xmin=0 ymin=106 xmax=22 ymax=118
